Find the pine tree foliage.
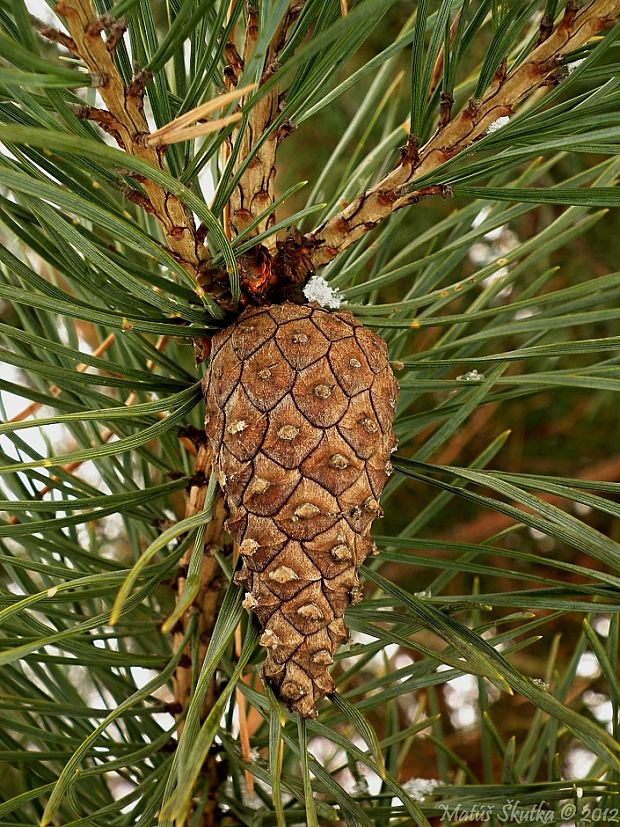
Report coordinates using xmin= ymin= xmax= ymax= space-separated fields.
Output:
xmin=0 ymin=0 xmax=619 ymax=825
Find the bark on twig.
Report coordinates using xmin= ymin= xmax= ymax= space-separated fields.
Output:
xmin=226 ymin=3 xmax=302 ymax=240
xmin=273 ymin=0 xmax=620 ymax=283
xmin=56 ymin=0 xmax=207 ymax=280
xmin=172 ymin=445 xmax=227 ymax=717
xmin=170 ymin=443 xmax=229 ymax=827
xmin=32 ymin=16 xmax=79 ymax=54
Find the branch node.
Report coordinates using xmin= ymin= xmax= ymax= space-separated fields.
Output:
xmin=224 ymin=41 xmax=245 ymax=85
xmin=261 ymin=58 xmax=280 ymax=84
xmin=105 ymin=17 xmax=127 ymax=54
xmin=466 ymin=97 xmax=482 ymax=118
xmin=246 ymin=3 xmax=259 ymax=42
xmin=75 ymin=104 xmax=127 ymax=147
xmin=277 ymin=119 xmax=296 ymax=142
xmin=162 ymin=701 xmax=183 ymax=715
xmin=237 ymin=244 xmax=273 ymax=298
xmin=196 ymin=223 xmax=208 ymax=245
xmin=493 ymin=58 xmax=508 ymax=86
xmin=132 ymin=132 xmax=150 ymax=147
xmin=438 ymin=91 xmax=454 ymax=129
xmin=91 ymin=72 xmax=109 ymax=88
xmin=84 ymin=17 xmax=105 ymax=36
xmin=376 ymin=189 xmax=397 ymax=206
xmin=122 ymin=187 xmax=156 ymax=214
xmin=32 ymin=18 xmax=78 ymax=54
xmin=537 ymin=13 xmax=554 ymax=44
xmin=127 ymin=69 xmax=152 ymax=109
xmin=192 ymin=337 xmax=212 ymax=365
xmin=561 ymin=0 xmax=581 ymax=30
xmin=392 ymin=182 xmax=449 ymax=204
xmin=399 ymin=134 xmax=419 ymax=164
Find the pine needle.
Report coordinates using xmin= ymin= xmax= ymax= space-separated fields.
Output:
xmin=146 ymin=84 xmax=256 ymax=147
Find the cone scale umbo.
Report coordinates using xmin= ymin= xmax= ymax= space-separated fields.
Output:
xmin=203 ymin=302 xmax=398 ymax=717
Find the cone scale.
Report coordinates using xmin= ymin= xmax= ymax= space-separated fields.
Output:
xmin=203 ymin=302 xmax=398 ymax=717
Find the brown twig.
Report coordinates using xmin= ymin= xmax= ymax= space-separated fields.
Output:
xmin=170 ymin=442 xmax=228 ymax=827
xmin=32 ymin=16 xmax=79 ymax=55
xmin=171 ymin=446 xmax=225 ymax=716
xmin=224 ymin=41 xmax=245 ymax=86
xmin=74 ymin=104 xmax=127 ymax=148
xmin=55 ymin=0 xmax=207 ymax=280
xmin=438 ymin=91 xmax=454 ymax=130
xmin=272 ymin=0 xmax=620 ymax=283
xmin=226 ymin=3 xmax=302 ymax=239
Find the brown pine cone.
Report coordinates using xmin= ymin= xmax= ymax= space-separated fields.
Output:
xmin=202 ymin=302 xmax=398 ymax=717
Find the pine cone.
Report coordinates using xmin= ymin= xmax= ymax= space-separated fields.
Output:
xmin=203 ymin=302 xmax=398 ymax=717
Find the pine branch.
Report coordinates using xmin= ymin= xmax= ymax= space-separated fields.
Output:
xmin=55 ymin=10 xmax=233 ymax=817
xmin=31 ymin=16 xmax=79 ymax=55
xmin=56 ymin=0 xmax=207 ymax=279
xmin=170 ymin=442 xmax=227 ymax=827
xmin=226 ymin=3 xmax=302 ymax=241
xmin=3 ymin=2 xmax=620 ymax=822
xmin=273 ymin=0 xmax=620 ymax=283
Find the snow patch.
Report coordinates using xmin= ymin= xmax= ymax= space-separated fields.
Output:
xmin=567 ymin=59 xmax=586 ymax=74
xmin=303 ymin=275 xmax=342 ymax=309
xmin=486 ymin=115 xmax=510 ymax=133
xmin=402 ymin=777 xmax=441 ymax=801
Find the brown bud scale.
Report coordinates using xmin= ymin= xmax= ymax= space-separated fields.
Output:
xmin=203 ymin=302 xmax=398 ymax=717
